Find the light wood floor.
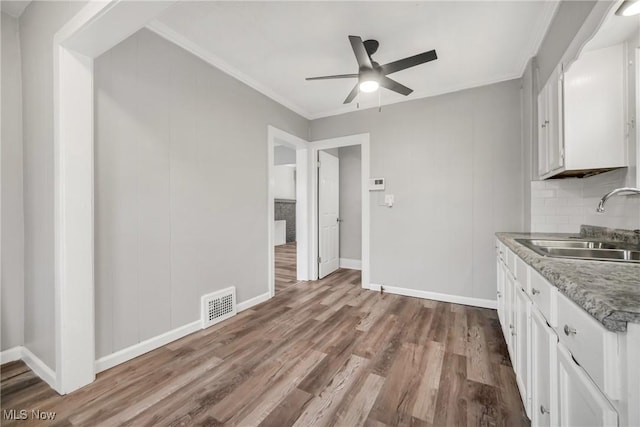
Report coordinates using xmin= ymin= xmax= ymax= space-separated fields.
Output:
xmin=275 ymin=242 xmax=298 ymax=292
xmin=0 ymin=269 xmax=528 ymax=426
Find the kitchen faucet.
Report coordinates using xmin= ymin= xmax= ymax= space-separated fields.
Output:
xmin=596 ymin=187 xmax=640 ymax=212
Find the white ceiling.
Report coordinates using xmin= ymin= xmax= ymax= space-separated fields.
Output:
xmin=151 ymin=1 xmax=558 ymax=119
xmin=1 ymin=0 xmax=31 ymax=18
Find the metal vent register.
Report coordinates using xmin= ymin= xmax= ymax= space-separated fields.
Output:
xmin=201 ymin=287 xmax=237 ymax=328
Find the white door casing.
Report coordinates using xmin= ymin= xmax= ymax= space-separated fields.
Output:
xmin=318 ymin=151 xmax=340 ymax=278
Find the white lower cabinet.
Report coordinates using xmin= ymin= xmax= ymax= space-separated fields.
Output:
xmin=557 ymin=344 xmax=618 ymax=427
xmin=495 ymin=239 xmax=635 ymax=426
xmin=530 ymin=307 xmax=557 ymax=427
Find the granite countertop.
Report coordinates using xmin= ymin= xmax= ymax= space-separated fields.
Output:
xmin=496 ymin=230 xmax=640 ymax=333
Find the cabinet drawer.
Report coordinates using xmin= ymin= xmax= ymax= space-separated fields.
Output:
xmin=506 ymin=248 xmax=516 ymax=274
xmin=529 ymin=269 xmax=557 ymax=327
xmin=556 ymin=293 xmax=620 ymax=400
xmin=515 ymin=257 xmax=529 ymax=291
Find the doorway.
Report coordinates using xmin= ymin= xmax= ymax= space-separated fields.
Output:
xmin=267 ymin=126 xmax=310 ymax=297
xmin=312 ymin=134 xmax=370 ymax=287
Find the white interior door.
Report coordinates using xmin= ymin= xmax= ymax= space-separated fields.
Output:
xmin=318 ymin=150 xmax=339 ymax=278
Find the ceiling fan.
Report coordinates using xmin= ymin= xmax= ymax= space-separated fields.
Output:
xmin=306 ymin=35 xmax=438 ymax=104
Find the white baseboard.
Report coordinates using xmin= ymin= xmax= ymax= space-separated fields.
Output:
xmin=368 ymin=284 xmax=497 ymax=309
xmin=95 ymin=292 xmax=271 ymax=374
xmin=237 ymin=291 xmax=271 ymax=312
xmin=0 ymin=346 xmax=23 ymax=364
xmin=339 ymin=258 xmax=362 ymax=270
xmin=95 ymin=320 xmax=201 ymax=373
xmin=22 ymin=347 xmax=57 ymax=390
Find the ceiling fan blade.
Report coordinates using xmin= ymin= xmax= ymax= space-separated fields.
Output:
xmin=380 ymin=76 xmax=413 ymax=96
xmin=381 ymin=49 xmax=437 ymax=75
xmin=343 ymin=84 xmax=359 ymax=104
xmin=349 ymin=35 xmax=373 ymax=69
xmin=306 ymin=74 xmax=358 ymax=81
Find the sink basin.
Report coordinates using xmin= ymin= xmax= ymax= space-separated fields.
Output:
xmin=521 ymin=239 xmax=623 ymax=249
xmin=515 ymin=239 xmax=640 ymax=263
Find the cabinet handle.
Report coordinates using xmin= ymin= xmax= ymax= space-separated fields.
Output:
xmin=540 ymin=405 xmax=550 ymax=415
xmin=497 ymin=291 xmax=502 ymax=297
xmin=511 ymin=331 xmax=516 ymax=336
xmin=541 ymin=123 xmax=547 ymax=128
xmin=531 ymin=288 xmax=540 ymax=295
xmin=564 ymin=325 xmax=577 ymax=336
xmin=509 ymin=324 xmax=514 ymax=329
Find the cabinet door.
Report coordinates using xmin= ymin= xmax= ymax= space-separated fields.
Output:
xmin=497 ymin=258 xmax=506 ymax=331
xmin=546 ymin=70 xmax=564 ymax=172
xmin=515 ymin=285 xmax=531 ymax=417
xmin=531 ymin=308 xmax=558 ymax=427
xmin=557 ymin=344 xmax=618 ymax=427
xmin=537 ymin=87 xmax=549 ymax=176
xmin=505 ymin=270 xmax=516 ymax=358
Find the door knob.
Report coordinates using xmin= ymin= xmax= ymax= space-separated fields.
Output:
xmin=336 ymin=218 xmax=343 ymax=223
xmin=564 ymin=325 xmax=577 ymax=336
xmin=540 ymin=405 xmax=550 ymax=415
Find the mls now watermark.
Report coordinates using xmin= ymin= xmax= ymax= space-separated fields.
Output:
xmin=3 ymin=409 xmax=56 ymax=421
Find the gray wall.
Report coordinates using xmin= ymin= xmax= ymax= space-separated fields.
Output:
xmin=94 ymin=29 xmax=308 ymax=358
xmin=536 ymin=1 xmax=597 ymax=86
xmin=19 ymin=0 xmax=88 ymax=370
xmin=274 ymin=145 xmax=296 ymax=166
xmin=521 ymin=58 xmax=535 ymax=232
xmin=338 ymin=145 xmax=361 ymax=260
xmin=311 ymin=80 xmax=524 ymax=301
xmin=1 ymin=12 xmax=24 ymax=351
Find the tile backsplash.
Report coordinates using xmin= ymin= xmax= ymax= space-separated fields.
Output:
xmin=531 ymin=169 xmax=640 ymax=233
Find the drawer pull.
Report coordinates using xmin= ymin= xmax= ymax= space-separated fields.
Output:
xmin=531 ymin=288 xmax=540 ymax=295
xmin=564 ymin=325 xmax=577 ymax=336
xmin=540 ymin=405 xmax=550 ymax=415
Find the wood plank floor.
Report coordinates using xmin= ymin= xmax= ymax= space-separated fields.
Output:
xmin=1 ymin=269 xmax=528 ymax=426
xmin=275 ymin=242 xmax=298 ymax=292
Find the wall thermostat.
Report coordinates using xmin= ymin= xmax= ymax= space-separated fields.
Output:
xmin=369 ymin=177 xmax=385 ymax=191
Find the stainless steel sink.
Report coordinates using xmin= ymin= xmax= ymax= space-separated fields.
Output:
xmin=522 ymin=239 xmax=622 ymax=249
xmin=515 ymin=239 xmax=640 ymax=263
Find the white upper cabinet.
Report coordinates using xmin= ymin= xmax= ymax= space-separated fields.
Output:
xmin=537 ymin=44 xmax=627 ymax=179
xmin=538 ymin=65 xmax=565 ymax=178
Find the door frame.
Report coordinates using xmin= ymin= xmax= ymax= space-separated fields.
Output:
xmin=53 ymin=0 xmax=177 ymax=394
xmin=267 ymin=126 xmax=310 ymax=297
xmin=310 ymin=133 xmax=370 ymax=289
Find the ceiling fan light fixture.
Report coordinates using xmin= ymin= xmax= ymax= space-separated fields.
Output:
xmin=616 ymin=0 xmax=640 ymax=16
xmin=359 ymin=79 xmax=380 ymax=93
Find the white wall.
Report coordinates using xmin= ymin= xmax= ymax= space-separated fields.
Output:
xmin=1 ymin=11 xmax=24 ymax=351
xmin=531 ymin=170 xmax=640 ymax=233
xmin=19 ymin=0 xmax=88 ymax=370
xmin=311 ymin=80 xmax=523 ymax=301
xmin=94 ymin=29 xmax=308 ymax=359
xmin=273 ymin=165 xmax=296 ymax=200
xmin=338 ymin=145 xmax=361 ymax=261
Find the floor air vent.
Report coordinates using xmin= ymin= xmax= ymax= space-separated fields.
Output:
xmin=201 ymin=287 xmax=237 ymax=329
